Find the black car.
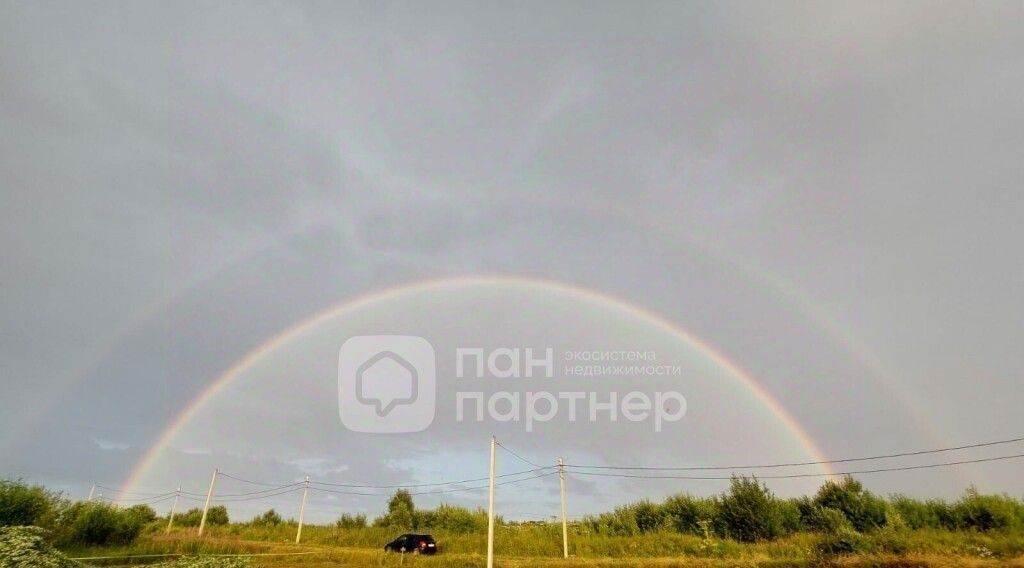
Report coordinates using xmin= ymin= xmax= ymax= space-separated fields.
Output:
xmin=384 ymin=533 xmax=438 ymax=554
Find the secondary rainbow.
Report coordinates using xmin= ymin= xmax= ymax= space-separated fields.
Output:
xmin=122 ymin=275 xmax=832 ymax=495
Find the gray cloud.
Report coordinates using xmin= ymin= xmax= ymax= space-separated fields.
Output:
xmin=2 ymin=1 xmax=1022 ymax=522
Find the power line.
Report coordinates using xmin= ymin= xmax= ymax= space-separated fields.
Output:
xmin=212 ymin=485 xmax=305 ymax=501
xmin=565 ymin=435 xmax=1024 ymax=471
xmin=493 ymin=442 xmax=544 ymax=468
xmin=567 ymin=452 xmax=1024 ymax=481
xmin=216 ymin=471 xmax=304 ymax=487
xmin=97 ymin=492 xmax=178 ymax=505
xmin=309 ymin=471 xmax=559 ymax=497
xmin=183 ymin=482 xmax=305 ymax=499
xmin=310 ymin=466 xmax=554 ymax=489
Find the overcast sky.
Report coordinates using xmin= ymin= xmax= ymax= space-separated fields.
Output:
xmin=2 ymin=1 xmax=1023 ymax=523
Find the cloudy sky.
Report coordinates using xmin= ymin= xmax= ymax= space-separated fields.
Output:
xmin=2 ymin=1 xmax=1022 ymax=523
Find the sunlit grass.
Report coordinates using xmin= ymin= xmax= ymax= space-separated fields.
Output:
xmin=59 ymin=523 xmax=1024 ymax=567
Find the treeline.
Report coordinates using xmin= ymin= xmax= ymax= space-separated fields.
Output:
xmin=580 ymin=476 xmax=1024 ymax=542
xmin=0 ymin=479 xmax=228 ymax=546
xmin=350 ymin=489 xmax=491 ymax=533
xmin=6 ymin=476 xmax=1024 ymax=549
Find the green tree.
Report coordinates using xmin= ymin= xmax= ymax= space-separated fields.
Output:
xmin=632 ymin=500 xmax=665 ymax=533
xmin=56 ymin=502 xmax=144 ymax=546
xmin=0 ymin=480 xmax=62 ymax=528
xmin=250 ymin=509 xmax=282 ymax=527
xmin=716 ymin=476 xmax=782 ymax=542
xmin=813 ymin=476 xmax=886 ymax=532
xmin=955 ymin=486 xmax=1024 ymax=531
xmin=662 ymin=494 xmax=718 ymax=535
xmin=378 ymin=489 xmax=416 ymax=528
xmin=335 ymin=513 xmax=367 ymax=529
xmin=124 ymin=504 xmax=156 ymax=525
xmin=204 ymin=506 xmax=229 ymax=526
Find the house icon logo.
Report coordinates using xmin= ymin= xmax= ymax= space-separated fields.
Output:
xmin=339 ymin=336 xmax=436 ymax=433
xmin=356 ymin=351 xmax=419 ymax=416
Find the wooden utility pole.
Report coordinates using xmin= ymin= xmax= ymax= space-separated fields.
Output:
xmin=295 ymin=476 xmax=310 ymax=544
xmin=487 ymin=435 xmax=496 ymax=568
xmin=559 ymin=457 xmax=568 ymax=558
xmin=166 ymin=487 xmax=180 ymax=534
xmin=198 ymin=469 xmax=218 ymax=536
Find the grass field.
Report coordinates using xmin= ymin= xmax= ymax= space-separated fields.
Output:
xmin=57 ymin=524 xmax=1024 ymax=567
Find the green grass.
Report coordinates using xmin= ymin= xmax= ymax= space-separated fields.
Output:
xmin=56 ymin=523 xmax=1024 ymax=567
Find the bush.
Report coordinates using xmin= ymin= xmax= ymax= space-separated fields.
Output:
xmin=632 ymin=500 xmax=665 ymax=533
xmin=891 ymin=494 xmax=949 ymax=530
xmin=777 ymin=498 xmax=804 ymax=535
xmin=584 ymin=505 xmax=640 ymax=536
xmin=0 ymin=480 xmax=62 ymax=528
xmin=174 ymin=506 xmax=229 ymax=528
xmin=817 ymin=527 xmax=873 ymax=556
xmin=809 ymin=506 xmax=854 ymax=534
xmin=249 ymin=509 xmax=282 ymax=527
xmin=955 ymin=487 xmax=1024 ymax=531
xmin=418 ymin=505 xmax=486 ymax=533
xmin=0 ymin=526 xmax=80 ymax=568
xmin=813 ymin=476 xmax=887 ymax=532
xmin=375 ymin=490 xmax=415 ymax=528
xmin=124 ymin=504 xmax=157 ymax=525
xmin=336 ymin=513 xmax=367 ymax=529
xmin=716 ymin=476 xmax=783 ymax=542
xmin=56 ymin=502 xmax=145 ymax=546
xmin=662 ymin=494 xmax=718 ymax=535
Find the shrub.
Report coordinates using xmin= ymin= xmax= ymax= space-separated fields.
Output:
xmin=336 ymin=513 xmax=367 ymax=529
xmin=124 ymin=504 xmax=157 ymax=525
xmin=205 ymin=506 xmax=229 ymax=526
xmin=419 ymin=504 xmax=485 ymax=533
xmin=809 ymin=506 xmax=854 ymax=534
xmin=249 ymin=509 xmax=282 ymax=527
xmin=57 ymin=502 xmax=145 ymax=546
xmin=0 ymin=480 xmax=62 ymax=528
xmin=175 ymin=506 xmax=229 ymax=528
xmin=955 ymin=487 xmax=1023 ymax=531
xmin=375 ymin=490 xmax=416 ymax=528
xmin=816 ymin=527 xmax=873 ymax=556
xmin=0 ymin=526 xmax=80 ymax=568
xmin=813 ymin=476 xmax=887 ymax=532
xmin=891 ymin=494 xmax=943 ymax=529
xmin=662 ymin=494 xmax=718 ymax=535
xmin=583 ymin=505 xmax=639 ymax=536
xmin=632 ymin=500 xmax=665 ymax=533
xmin=777 ymin=498 xmax=804 ymax=535
xmin=715 ymin=476 xmax=783 ymax=542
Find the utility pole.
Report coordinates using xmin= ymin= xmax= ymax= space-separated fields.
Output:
xmin=166 ymin=487 xmax=180 ymax=535
xmin=198 ymin=469 xmax=218 ymax=537
xmin=87 ymin=485 xmax=96 ymax=501
xmin=559 ymin=457 xmax=568 ymax=558
xmin=295 ymin=476 xmax=310 ymax=544
xmin=487 ymin=435 xmax=496 ymax=568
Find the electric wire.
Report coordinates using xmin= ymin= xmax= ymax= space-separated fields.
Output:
xmin=565 ymin=454 xmax=1024 ymax=481
xmin=309 ymin=466 xmax=555 ymax=489
xmin=495 ymin=440 xmax=544 ymax=468
xmin=309 ymin=471 xmax=558 ymax=497
xmin=565 ymin=435 xmax=1024 ymax=471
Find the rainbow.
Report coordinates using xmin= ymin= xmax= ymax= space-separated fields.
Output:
xmin=122 ymin=275 xmax=832 ymax=495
